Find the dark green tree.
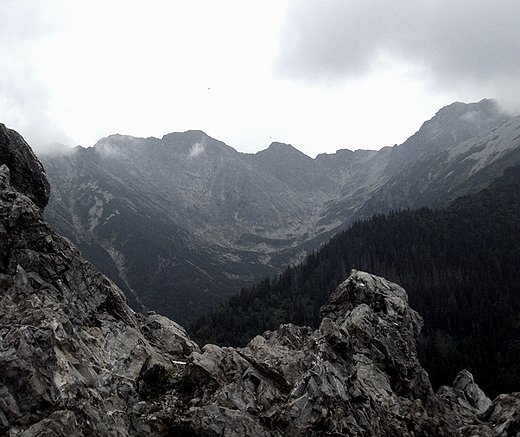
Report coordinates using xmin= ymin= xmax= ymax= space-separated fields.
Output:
xmin=190 ymin=164 xmax=520 ymax=397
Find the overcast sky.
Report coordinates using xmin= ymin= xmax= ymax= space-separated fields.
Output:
xmin=1 ymin=0 xmax=519 ymax=157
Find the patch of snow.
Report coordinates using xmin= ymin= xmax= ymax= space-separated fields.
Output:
xmin=88 ymin=197 xmax=104 ymax=231
xmin=449 ymin=117 xmax=520 ymax=176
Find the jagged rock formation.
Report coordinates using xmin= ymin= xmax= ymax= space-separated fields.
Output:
xmin=40 ymin=99 xmax=520 ymax=325
xmin=0 ymin=129 xmax=199 ymax=435
xmin=173 ymin=271 xmax=444 ymax=435
xmin=167 ymin=270 xmax=495 ymax=436
xmin=457 ymin=393 xmax=520 ymax=436
xmin=1 ymin=125 xmax=519 ymax=435
xmin=0 ymin=124 xmax=50 ymax=210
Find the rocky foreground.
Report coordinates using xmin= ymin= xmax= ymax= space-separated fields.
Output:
xmin=1 ymin=123 xmax=519 ymax=435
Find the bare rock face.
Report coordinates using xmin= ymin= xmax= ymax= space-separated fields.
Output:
xmin=438 ymin=369 xmax=493 ymax=421
xmin=0 ymin=124 xmax=50 ymax=210
xmin=0 ymin=125 xmax=518 ymax=435
xmin=0 ymin=136 xmax=199 ymax=435
xmin=456 ymin=392 xmax=520 ymax=437
xmin=165 ymin=270 xmax=468 ymax=436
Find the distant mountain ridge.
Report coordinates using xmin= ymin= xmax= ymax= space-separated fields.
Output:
xmin=40 ymin=99 xmax=520 ymax=325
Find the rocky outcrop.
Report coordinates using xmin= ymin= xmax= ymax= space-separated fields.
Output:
xmin=166 ymin=270 xmax=465 ymax=436
xmin=438 ymin=369 xmax=492 ymax=421
xmin=0 ymin=132 xmax=199 ymax=435
xmin=0 ymin=124 xmax=50 ymax=210
xmin=1 ymin=126 xmax=519 ymax=435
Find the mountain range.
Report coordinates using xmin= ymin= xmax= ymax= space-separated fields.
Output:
xmin=2 ymin=116 xmax=520 ymax=435
xmin=40 ymin=98 xmax=520 ymax=325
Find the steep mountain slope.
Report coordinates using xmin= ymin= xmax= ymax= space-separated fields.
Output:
xmin=41 ymin=144 xmax=274 ymax=324
xmin=355 ymin=113 xmax=520 ymax=218
xmin=40 ymin=99 xmax=518 ymax=325
xmin=42 ymin=131 xmax=345 ymax=325
xmin=1 ymin=123 xmax=518 ymax=436
xmin=319 ymin=98 xmax=515 ymax=225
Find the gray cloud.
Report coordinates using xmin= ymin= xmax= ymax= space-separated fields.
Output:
xmin=0 ymin=0 xmax=65 ymax=41
xmin=0 ymin=0 xmax=73 ymax=153
xmin=189 ymin=142 xmax=206 ymax=158
xmin=278 ymin=0 xmax=520 ymax=104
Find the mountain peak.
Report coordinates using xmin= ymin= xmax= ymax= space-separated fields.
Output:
xmin=431 ymin=98 xmax=505 ymax=126
xmin=257 ymin=141 xmax=311 ymax=160
xmin=161 ymin=129 xmax=209 ymax=143
xmin=388 ymin=98 xmax=512 ymax=168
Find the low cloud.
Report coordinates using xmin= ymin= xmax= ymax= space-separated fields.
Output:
xmin=277 ymin=0 xmax=520 ymax=105
xmin=0 ymin=68 xmax=75 ymax=153
xmin=189 ymin=142 xmax=205 ymax=157
xmin=0 ymin=0 xmax=74 ymax=154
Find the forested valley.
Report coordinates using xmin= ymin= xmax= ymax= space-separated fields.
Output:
xmin=189 ymin=164 xmax=520 ymax=398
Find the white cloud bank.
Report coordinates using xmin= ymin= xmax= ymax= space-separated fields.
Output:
xmin=277 ymin=0 xmax=520 ymax=110
xmin=0 ymin=1 xmax=519 ymax=156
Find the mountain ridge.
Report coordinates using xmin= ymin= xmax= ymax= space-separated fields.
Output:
xmin=41 ymin=98 xmax=520 ymax=325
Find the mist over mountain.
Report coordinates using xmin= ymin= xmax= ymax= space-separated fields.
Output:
xmin=41 ymin=99 xmax=520 ymax=325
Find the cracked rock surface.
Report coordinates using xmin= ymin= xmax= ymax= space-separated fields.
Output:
xmin=0 ymin=131 xmax=198 ymax=435
xmin=168 ymin=270 xmax=464 ymax=436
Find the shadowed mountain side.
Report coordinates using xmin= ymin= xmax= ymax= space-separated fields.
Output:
xmin=41 ymin=99 xmax=520 ymax=325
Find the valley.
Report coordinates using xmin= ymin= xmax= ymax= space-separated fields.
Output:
xmin=40 ymin=99 xmax=520 ymax=326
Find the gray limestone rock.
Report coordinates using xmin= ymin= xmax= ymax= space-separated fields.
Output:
xmin=438 ymin=369 xmax=493 ymax=421
xmin=0 ymin=124 xmax=50 ymax=210
xmin=457 ymin=392 xmax=520 ymax=437
xmin=138 ymin=311 xmax=200 ymax=358
xmin=165 ymin=270 xmax=475 ymax=436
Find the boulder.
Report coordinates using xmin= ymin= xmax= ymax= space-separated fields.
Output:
xmin=0 ymin=124 xmax=50 ymax=210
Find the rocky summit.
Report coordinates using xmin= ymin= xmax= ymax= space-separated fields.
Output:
xmin=1 ymin=125 xmax=519 ymax=435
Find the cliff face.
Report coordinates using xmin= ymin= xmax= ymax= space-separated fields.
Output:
xmin=0 ymin=124 xmax=50 ymax=210
xmin=0 ymin=127 xmax=199 ymax=435
xmin=0 ymin=126 xmax=518 ymax=435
